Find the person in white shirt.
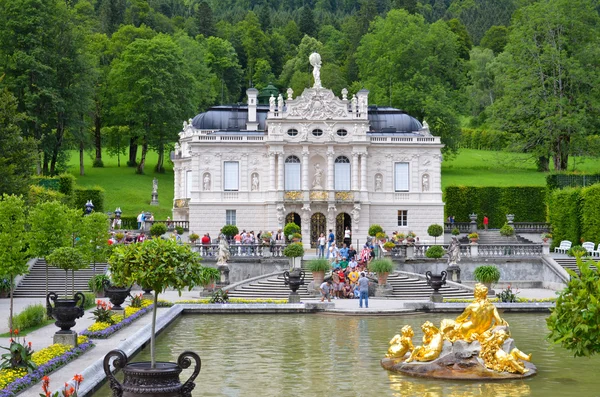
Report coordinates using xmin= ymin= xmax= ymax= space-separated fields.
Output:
xmin=318 ymin=233 xmax=326 ymax=258
xmin=344 ymin=227 xmax=352 ymax=247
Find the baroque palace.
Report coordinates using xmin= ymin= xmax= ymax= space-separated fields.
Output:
xmin=172 ymin=53 xmax=444 ymax=248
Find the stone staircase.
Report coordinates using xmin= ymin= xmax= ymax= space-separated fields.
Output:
xmin=459 ymin=230 xmax=534 ymax=245
xmin=13 ymin=259 xmax=108 ymax=298
xmin=226 ymin=270 xmax=474 ymax=300
xmin=553 ymin=257 xmax=599 ymax=275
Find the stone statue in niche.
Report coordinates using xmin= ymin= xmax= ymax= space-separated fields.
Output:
xmin=342 ymin=88 xmax=348 ymax=100
xmin=313 ymin=163 xmax=323 ymax=189
xmin=375 ymin=174 xmax=383 ymax=192
xmin=310 ymin=52 xmax=322 ymax=88
xmin=350 ymin=203 xmax=361 ymax=223
xmin=276 ymin=203 xmax=286 ymax=224
xmin=251 ymin=173 xmax=259 ymax=191
xmin=203 ymin=173 xmax=211 ymax=191
xmin=269 ymin=95 xmax=275 ymax=112
xmin=422 ymin=174 xmax=430 ymax=192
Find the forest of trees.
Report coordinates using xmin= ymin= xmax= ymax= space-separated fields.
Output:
xmin=2 ymin=0 xmax=600 ymax=193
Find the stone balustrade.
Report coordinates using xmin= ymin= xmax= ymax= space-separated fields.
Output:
xmin=390 ymin=243 xmax=544 ymax=259
xmin=191 ymin=243 xmax=288 ymax=258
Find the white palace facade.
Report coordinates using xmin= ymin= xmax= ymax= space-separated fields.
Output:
xmin=172 ymin=54 xmax=444 ymax=247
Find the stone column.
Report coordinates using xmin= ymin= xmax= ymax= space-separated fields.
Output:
xmin=277 ymin=152 xmax=284 ymax=191
xmin=190 ymin=152 xmax=201 ymax=201
xmin=360 ymin=153 xmax=367 ymax=192
xmin=241 ymin=153 xmax=248 ymax=191
xmin=327 ymin=149 xmax=335 ymax=191
xmin=269 ymin=152 xmax=276 ymax=191
xmin=302 ymin=147 xmax=309 ymax=191
xmin=351 ymin=152 xmax=359 ymax=191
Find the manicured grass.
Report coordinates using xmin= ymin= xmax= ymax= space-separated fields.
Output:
xmin=67 ymin=151 xmax=174 ymax=219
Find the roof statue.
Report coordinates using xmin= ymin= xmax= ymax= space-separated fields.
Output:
xmin=309 ymin=52 xmax=322 ymax=89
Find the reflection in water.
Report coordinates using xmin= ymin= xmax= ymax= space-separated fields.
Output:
xmin=93 ymin=313 xmax=600 ymax=397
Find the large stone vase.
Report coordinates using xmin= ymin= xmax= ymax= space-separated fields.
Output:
xmin=46 ymin=291 xmax=85 ymax=333
xmin=425 ymin=270 xmax=447 ymax=303
xmin=103 ymin=280 xmax=132 ymax=310
xmin=104 ymin=349 xmax=201 ymax=397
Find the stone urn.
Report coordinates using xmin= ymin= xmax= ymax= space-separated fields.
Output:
xmin=312 ymin=271 xmax=325 ymax=286
xmin=103 ymin=280 xmax=132 ymax=310
xmin=425 ymin=270 xmax=447 ymax=303
xmin=46 ymin=291 xmax=85 ymax=332
xmin=104 ymin=349 xmax=201 ymax=397
xmin=377 ymin=272 xmax=390 ymax=286
xmin=283 ymin=268 xmax=305 ymax=303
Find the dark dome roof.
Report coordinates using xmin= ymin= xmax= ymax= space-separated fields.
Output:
xmin=367 ymin=106 xmax=422 ymax=133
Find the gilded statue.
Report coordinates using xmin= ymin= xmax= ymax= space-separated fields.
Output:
xmin=441 ymin=283 xmax=507 ymax=343
xmin=479 ymin=329 xmax=531 ymax=374
xmin=405 ymin=321 xmax=444 ymax=363
xmin=386 ymin=325 xmax=414 ymax=359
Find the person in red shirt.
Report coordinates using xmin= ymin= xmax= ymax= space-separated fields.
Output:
xmin=337 ymin=268 xmax=346 ymax=298
xmin=201 ymin=233 xmax=211 ymax=256
xmin=483 ymin=215 xmax=489 ymax=230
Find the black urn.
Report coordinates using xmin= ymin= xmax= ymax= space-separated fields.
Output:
xmin=103 ymin=280 xmax=132 ymax=310
xmin=425 ymin=270 xmax=447 ymax=303
xmin=46 ymin=292 xmax=85 ymax=333
xmin=104 ymin=349 xmax=201 ymax=397
xmin=283 ymin=268 xmax=305 ymax=293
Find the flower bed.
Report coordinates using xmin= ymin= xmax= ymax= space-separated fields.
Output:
xmin=157 ymin=298 xmax=289 ymax=306
xmin=80 ymin=304 xmax=153 ymax=339
xmin=0 ymin=336 xmax=93 ymax=397
xmin=443 ymin=297 xmax=557 ymax=303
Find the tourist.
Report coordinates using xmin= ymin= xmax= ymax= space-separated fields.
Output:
xmin=343 ymin=283 xmax=354 ymax=299
xmin=326 ymin=229 xmax=335 ymax=259
xmin=358 ymin=272 xmax=369 ymax=308
xmin=348 ymin=245 xmax=357 ymax=261
xmin=483 ymin=215 xmax=489 ymax=230
xmin=331 ymin=269 xmax=340 ymax=299
xmin=124 ymin=232 xmax=135 ymax=245
xmin=320 ymin=279 xmax=332 ymax=302
xmin=338 ymin=268 xmax=346 ymax=296
xmin=329 ymin=242 xmax=339 ymax=263
xmin=136 ymin=232 xmax=146 ymax=243
xmin=137 ymin=211 xmax=144 ymax=230
xmin=318 ymin=233 xmax=326 ymax=258
xmin=339 ymin=257 xmax=349 ymax=270
xmin=172 ymin=229 xmax=182 ymax=245
xmin=348 ymin=268 xmax=359 ymax=286
xmin=348 ymin=257 xmax=358 ymax=271
xmin=360 ymin=244 xmax=371 ymax=266
xmin=339 ymin=243 xmax=349 ymax=261
xmin=108 ymin=233 xmax=116 ymax=245
xmin=450 ymin=215 xmax=455 ymax=225
xmin=201 ymin=233 xmax=211 ymax=256
xmin=166 ymin=216 xmax=173 ymax=230
xmin=344 ymin=227 xmax=351 ymax=247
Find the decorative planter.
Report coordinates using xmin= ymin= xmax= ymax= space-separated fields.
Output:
xmin=312 ymin=271 xmax=325 ymax=286
xmin=377 ymin=272 xmax=389 ymax=286
xmin=103 ymin=280 xmax=132 ymax=310
xmin=104 ymin=349 xmax=201 ymax=397
xmin=470 ymin=239 xmax=478 ymax=243
xmin=425 ymin=271 xmax=447 ymax=303
xmin=283 ymin=268 xmax=305 ymax=303
xmin=46 ymin=292 xmax=85 ymax=332
xmin=542 ymin=238 xmax=549 ymax=243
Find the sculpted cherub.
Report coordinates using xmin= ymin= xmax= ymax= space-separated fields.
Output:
xmin=405 ymin=321 xmax=444 ymax=363
xmin=386 ymin=325 xmax=414 ymax=359
xmin=479 ymin=329 xmax=532 ymax=374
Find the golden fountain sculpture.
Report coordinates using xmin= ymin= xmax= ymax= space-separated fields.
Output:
xmin=381 ymin=283 xmax=536 ymax=379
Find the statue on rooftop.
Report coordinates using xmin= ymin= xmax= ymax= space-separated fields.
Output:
xmin=309 ymin=52 xmax=322 ymax=89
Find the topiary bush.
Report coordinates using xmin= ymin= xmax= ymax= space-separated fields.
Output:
xmin=580 ymin=184 xmax=600 ymax=244
xmin=427 ymin=224 xmax=444 ymax=243
xmin=221 ymin=225 xmax=239 ymax=237
xmin=368 ymin=224 xmax=384 ymax=237
xmin=425 ymin=245 xmax=445 ymax=258
xmin=150 ymin=223 xmax=167 ymax=238
xmin=283 ymin=242 xmax=304 ymax=258
xmin=548 ymin=187 xmax=582 ymax=249
xmin=73 ymin=186 xmax=105 ymax=213
xmin=473 ymin=265 xmax=501 ymax=284
xmin=451 ymin=227 xmax=460 ymax=236
xmin=283 ymin=222 xmax=301 ymax=238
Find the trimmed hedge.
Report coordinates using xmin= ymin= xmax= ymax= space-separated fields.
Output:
xmin=547 ymin=173 xmax=600 ymax=190
xmin=460 ymin=128 xmax=511 ymax=151
xmin=73 ymin=186 xmax=105 ymax=213
xmin=548 ymin=187 xmax=582 ymax=249
xmin=581 ymin=184 xmax=600 ymax=244
xmin=444 ymin=186 xmax=546 ymax=229
xmin=27 ymin=185 xmax=68 ymax=206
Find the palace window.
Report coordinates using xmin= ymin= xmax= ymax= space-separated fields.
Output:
xmin=223 ymin=161 xmax=239 ymax=191
xmin=334 ymin=156 xmax=351 ymax=190
xmin=287 ymin=128 xmax=298 ymax=137
xmin=226 ymin=210 xmax=236 ymax=225
xmin=285 ymin=155 xmax=301 ymax=190
xmin=394 ymin=162 xmax=409 ymax=192
xmin=185 ymin=170 xmax=192 ymax=198
xmin=312 ymin=129 xmax=323 ymax=137
xmin=398 ymin=210 xmax=407 ymax=227
xmin=336 ymin=129 xmax=348 ymax=137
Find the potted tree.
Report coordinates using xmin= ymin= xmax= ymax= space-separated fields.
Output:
xmin=220 ymin=225 xmax=239 ymax=242
xmin=104 ymin=238 xmax=216 ymax=396
xmin=283 ymin=242 xmax=304 ymax=269
xmin=468 ymin=232 xmax=479 ymax=243
xmin=188 ymin=233 xmax=200 ymax=244
xmin=369 ymin=258 xmax=394 ymax=285
xmin=368 ymin=224 xmax=384 ymax=238
xmin=541 ymin=233 xmax=552 ymax=243
xmin=451 ymin=227 xmax=460 ymax=237
xmin=473 ymin=265 xmax=501 ymax=295
xmin=427 ymin=224 xmax=443 ymax=244
xmin=382 ymin=241 xmax=396 ymax=256
xmin=283 ymin=222 xmax=301 ymax=242
xmin=425 ymin=245 xmax=445 ymax=258
xmin=307 ymin=259 xmax=330 ymax=286
xmin=499 ymin=223 xmax=515 ymax=237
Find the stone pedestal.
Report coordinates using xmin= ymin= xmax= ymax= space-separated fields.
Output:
xmin=447 ymin=265 xmax=461 ymax=283
xmin=470 ymin=243 xmax=479 ymax=257
xmin=54 ymin=331 xmax=78 ymax=347
xmin=217 ymin=264 xmax=230 ymax=287
xmin=406 ymin=245 xmax=415 ymax=259
xmin=150 ymin=192 xmax=159 ymax=206
xmin=542 ymin=242 xmax=550 ymax=255
xmin=142 ymin=292 xmax=153 ymax=301
xmin=430 ymin=291 xmax=444 ymax=303
xmin=375 ymin=284 xmax=394 ymax=297
xmin=288 ymin=292 xmax=302 ymax=303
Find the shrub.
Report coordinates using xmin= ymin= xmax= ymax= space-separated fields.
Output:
xmin=220 ymin=225 xmax=239 ymax=237
xmin=12 ymin=304 xmax=46 ymax=331
xmin=175 ymin=225 xmax=185 ymax=235
xmin=499 ymin=223 xmax=515 ymax=237
xmin=73 ymin=186 xmax=105 ymax=213
xmin=567 ymin=245 xmax=588 ymax=258
xmin=451 ymin=227 xmax=460 ymax=236
xmin=383 ymin=241 xmax=396 ymax=250
xmin=425 ymin=245 xmax=445 ymax=258
xmin=473 ymin=265 xmax=501 ymax=284
xmin=427 ymin=224 xmax=444 ymax=243
xmin=283 ymin=223 xmax=301 ymax=238
xmin=307 ymin=259 xmax=330 ymax=272
xmin=56 ymin=173 xmax=76 ymax=197
xmin=188 ymin=233 xmax=200 ymax=242
xmin=27 ymin=185 xmax=68 ymax=207
xmin=498 ymin=286 xmax=519 ymax=303
xmin=580 ymin=184 xmax=600 ymax=244
xmin=283 ymin=242 xmax=304 ymax=258
xmin=368 ymin=224 xmax=384 ymax=237
xmin=88 ymin=274 xmax=109 ymax=293
xmin=150 ymin=223 xmax=167 ymax=238
xmin=375 ymin=232 xmax=387 ymax=240
xmin=209 ymin=289 xmax=229 ymax=303
xmin=468 ymin=232 xmax=479 ymax=239
xmin=368 ymin=258 xmax=394 ymax=273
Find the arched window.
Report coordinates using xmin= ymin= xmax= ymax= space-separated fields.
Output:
xmin=334 ymin=156 xmax=351 ymax=190
xmin=312 ymin=129 xmax=323 ymax=137
xmin=287 ymin=128 xmax=298 ymax=137
xmin=285 ymin=155 xmax=301 ymax=190
xmin=336 ymin=129 xmax=348 ymax=137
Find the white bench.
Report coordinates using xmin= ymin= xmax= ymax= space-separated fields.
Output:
xmin=554 ymin=240 xmax=572 ymax=254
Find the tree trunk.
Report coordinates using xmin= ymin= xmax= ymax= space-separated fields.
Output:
xmin=50 ymin=117 xmax=66 ymax=175
xmin=80 ymin=141 xmax=85 ymax=176
xmin=65 ymin=269 xmax=69 ymax=299
xmin=155 ymin=142 xmax=164 ymax=173
xmin=43 ymin=152 xmax=49 ymax=175
xmin=9 ymin=276 xmax=14 ymax=334
xmin=136 ymin=141 xmax=148 ymax=174
xmin=151 ymin=293 xmax=158 ymax=368
xmin=94 ymin=102 xmax=102 ymax=165
xmin=128 ymin=137 xmax=138 ymax=167
xmin=536 ymin=156 xmax=549 ymax=172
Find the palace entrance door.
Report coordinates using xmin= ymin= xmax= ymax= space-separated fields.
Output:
xmin=310 ymin=213 xmax=326 ymax=248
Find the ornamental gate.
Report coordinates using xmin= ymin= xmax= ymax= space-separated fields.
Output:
xmin=335 ymin=213 xmax=351 ymax=246
xmin=310 ymin=213 xmax=326 ymax=248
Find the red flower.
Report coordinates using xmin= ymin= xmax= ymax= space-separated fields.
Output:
xmin=73 ymin=374 xmax=84 ymax=383
xmin=13 ymin=329 xmax=19 ymax=335
xmin=28 ymin=341 xmax=32 ymax=348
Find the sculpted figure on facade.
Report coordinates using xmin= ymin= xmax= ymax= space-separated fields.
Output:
xmin=327 ymin=204 xmax=337 ymax=225
xmin=341 ymin=88 xmax=348 ymax=100
xmin=375 ymin=174 xmax=383 ymax=192
xmin=287 ymin=87 xmax=293 ymax=100
xmin=276 ymin=203 xmax=286 ymax=224
xmin=251 ymin=173 xmax=259 ymax=191
xmin=313 ymin=163 xmax=323 ymax=189
xmin=422 ymin=174 xmax=430 ymax=192
xmin=269 ymin=95 xmax=275 ymax=112
xmin=152 ymin=178 xmax=158 ymax=194
xmin=277 ymin=94 xmax=284 ymax=112
xmin=309 ymin=52 xmax=322 ymax=89
xmin=203 ymin=173 xmax=211 ymax=191
xmin=350 ymin=203 xmax=361 ymax=223
xmin=351 ymin=95 xmax=358 ymax=113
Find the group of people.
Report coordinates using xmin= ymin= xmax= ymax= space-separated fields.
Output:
xmin=107 ymin=229 xmax=182 ymax=245
xmin=320 ymin=268 xmax=371 ymax=308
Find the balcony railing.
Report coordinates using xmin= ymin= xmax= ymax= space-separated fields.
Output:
xmin=191 ymin=243 xmax=287 ymax=258
xmin=390 ymin=243 xmax=543 ymax=258
xmin=444 ymin=222 xmax=471 ymax=233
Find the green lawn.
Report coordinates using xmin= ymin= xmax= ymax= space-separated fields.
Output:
xmin=67 ymin=151 xmax=174 ymax=219
xmin=65 ymin=148 xmax=600 ymax=220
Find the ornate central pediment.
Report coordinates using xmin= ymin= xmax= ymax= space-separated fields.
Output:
xmin=285 ymin=88 xmax=349 ymax=120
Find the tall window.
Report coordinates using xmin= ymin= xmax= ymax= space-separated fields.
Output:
xmin=334 ymin=156 xmax=351 ymax=190
xmin=185 ymin=170 xmax=192 ymax=198
xmin=394 ymin=162 xmax=409 ymax=192
xmin=223 ymin=161 xmax=239 ymax=191
xmin=285 ymin=155 xmax=301 ymax=190
xmin=226 ymin=210 xmax=236 ymax=225
xmin=398 ymin=210 xmax=407 ymax=227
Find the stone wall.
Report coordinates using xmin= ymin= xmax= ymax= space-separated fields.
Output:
xmin=202 ymin=258 xmax=290 ymax=284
